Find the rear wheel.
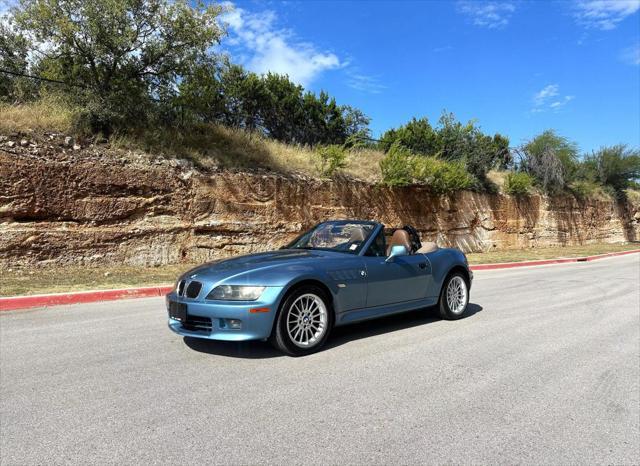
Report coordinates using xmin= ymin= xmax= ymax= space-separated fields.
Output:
xmin=438 ymin=273 xmax=469 ymax=320
xmin=269 ymin=285 xmax=333 ymax=356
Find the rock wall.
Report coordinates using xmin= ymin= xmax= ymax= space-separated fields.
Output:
xmin=1 ymin=149 xmax=638 ymax=268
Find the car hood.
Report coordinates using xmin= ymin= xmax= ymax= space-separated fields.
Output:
xmin=179 ymin=249 xmax=350 ymax=286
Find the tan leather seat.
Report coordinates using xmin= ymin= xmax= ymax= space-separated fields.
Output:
xmin=386 ymin=229 xmax=412 ymax=256
xmin=349 ymin=228 xmax=365 ymax=242
xmin=417 ymin=241 xmax=438 ymax=254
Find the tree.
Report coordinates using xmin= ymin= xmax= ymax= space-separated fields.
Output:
xmin=13 ymin=0 xmax=225 ymax=128
xmin=583 ymin=145 xmax=640 ymax=192
xmin=515 ymin=130 xmax=578 ymax=194
xmin=523 ymin=130 xmax=578 ymax=183
xmin=379 ymin=117 xmax=439 ymax=154
xmin=436 ymin=113 xmax=508 ymax=182
xmin=261 ymin=72 xmax=305 ymax=142
xmin=0 ymin=19 xmax=32 ymax=102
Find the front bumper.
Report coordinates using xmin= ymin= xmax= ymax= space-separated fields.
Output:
xmin=166 ymin=286 xmax=285 ymax=341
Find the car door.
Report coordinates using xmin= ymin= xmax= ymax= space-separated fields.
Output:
xmin=362 ymin=231 xmax=432 ymax=307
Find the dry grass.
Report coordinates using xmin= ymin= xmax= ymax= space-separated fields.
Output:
xmin=466 ymin=243 xmax=639 ymax=264
xmin=0 ymin=99 xmax=387 ymax=180
xmin=1 ymin=264 xmax=197 ymax=296
xmin=107 ymin=123 xmax=388 ymax=180
xmin=344 ymin=148 xmax=384 ymax=182
xmin=624 ymin=188 xmax=640 ymax=207
xmin=486 ymin=169 xmax=508 ymax=192
xmin=0 ymin=97 xmax=75 ymax=134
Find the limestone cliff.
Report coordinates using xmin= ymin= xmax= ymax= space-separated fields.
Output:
xmin=1 ymin=139 xmax=638 ymax=267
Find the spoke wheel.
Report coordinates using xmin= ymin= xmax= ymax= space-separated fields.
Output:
xmin=446 ymin=276 xmax=467 ymax=314
xmin=438 ymin=272 xmax=469 ymax=320
xmin=270 ymin=285 xmax=333 ymax=356
xmin=286 ymin=293 xmax=328 ymax=348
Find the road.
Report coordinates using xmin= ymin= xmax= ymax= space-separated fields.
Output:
xmin=1 ymin=254 xmax=639 ymax=465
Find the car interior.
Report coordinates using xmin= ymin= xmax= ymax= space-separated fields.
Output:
xmin=361 ymin=227 xmax=438 ymax=258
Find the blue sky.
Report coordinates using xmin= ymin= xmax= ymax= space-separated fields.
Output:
xmin=220 ymin=0 xmax=640 ymax=153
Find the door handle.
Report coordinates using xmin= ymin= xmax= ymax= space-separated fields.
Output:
xmin=418 ymin=263 xmax=427 ymax=269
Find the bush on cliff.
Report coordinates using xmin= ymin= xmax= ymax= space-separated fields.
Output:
xmin=413 ymin=156 xmax=473 ymax=194
xmin=581 ymin=145 xmax=640 ymax=194
xmin=380 ymin=143 xmax=414 ymax=187
xmin=504 ymin=172 xmax=534 ymax=196
xmin=516 ymin=130 xmax=578 ymax=195
xmin=378 ymin=113 xmax=510 ymax=185
xmin=380 ymin=143 xmax=473 ymax=194
xmin=317 ymin=145 xmax=348 ymax=176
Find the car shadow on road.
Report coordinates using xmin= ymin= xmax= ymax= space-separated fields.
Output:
xmin=184 ymin=303 xmax=483 ymax=359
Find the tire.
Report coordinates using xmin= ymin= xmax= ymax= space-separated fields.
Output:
xmin=438 ymin=272 xmax=469 ymax=320
xmin=269 ymin=285 xmax=333 ymax=356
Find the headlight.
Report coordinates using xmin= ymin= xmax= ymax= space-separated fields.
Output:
xmin=206 ymin=285 xmax=265 ymax=301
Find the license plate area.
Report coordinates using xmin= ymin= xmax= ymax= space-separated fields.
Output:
xmin=169 ymin=301 xmax=187 ymax=322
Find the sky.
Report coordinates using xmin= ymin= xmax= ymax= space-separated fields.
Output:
xmin=220 ymin=0 xmax=640 ymax=153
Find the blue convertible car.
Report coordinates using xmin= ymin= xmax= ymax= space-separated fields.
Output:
xmin=167 ymin=220 xmax=472 ymax=355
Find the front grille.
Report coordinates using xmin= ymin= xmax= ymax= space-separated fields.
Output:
xmin=181 ymin=314 xmax=212 ymax=332
xmin=177 ymin=280 xmax=186 ymax=296
xmin=185 ymin=281 xmax=202 ymax=299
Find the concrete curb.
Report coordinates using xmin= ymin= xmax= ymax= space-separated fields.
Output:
xmin=0 ymin=285 xmax=172 ymax=311
xmin=469 ymin=248 xmax=640 ymax=271
xmin=1 ymin=249 xmax=638 ymax=311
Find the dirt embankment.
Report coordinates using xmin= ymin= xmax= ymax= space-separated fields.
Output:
xmin=1 ymin=133 xmax=638 ymax=268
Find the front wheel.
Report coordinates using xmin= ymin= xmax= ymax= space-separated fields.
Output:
xmin=438 ymin=273 xmax=469 ymax=320
xmin=269 ymin=285 xmax=333 ymax=356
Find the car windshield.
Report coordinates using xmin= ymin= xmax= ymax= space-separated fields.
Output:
xmin=286 ymin=222 xmax=376 ymax=254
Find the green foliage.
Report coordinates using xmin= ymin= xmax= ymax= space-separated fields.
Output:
xmin=379 ymin=113 xmax=509 ymax=185
xmin=317 ymin=145 xmax=347 ymax=176
xmin=380 ymin=143 xmax=414 ymax=187
xmin=520 ymin=130 xmax=578 ymax=193
xmin=582 ymin=145 xmax=640 ymax=193
xmin=504 ymin=172 xmax=534 ymax=196
xmin=524 ymin=130 xmax=578 ymax=178
xmin=380 ymin=143 xmax=473 ymax=193
xmin=13 ymin=0 xmax=225 ymax=131
xmin=568 ymin=180 xmax=606 ymax=199
xmin=413 ymin=156 xmax=473 ymax=194
xmin=0 ymin=19 xmax=34 ymax=102
xmin=516 ymin=130 xmax=576 ymax=194
xmin=379 ymin=117 xmax=439 ymax=154
xmin=179 ymin=64 xmax=369 ymax=146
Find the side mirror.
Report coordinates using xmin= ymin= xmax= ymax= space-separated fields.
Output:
xmin=386 ymin=244 xmax=408 ymax=262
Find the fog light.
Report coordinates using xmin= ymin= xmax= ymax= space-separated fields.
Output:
xmin=222 ymin=318 xmax=242 ymax=330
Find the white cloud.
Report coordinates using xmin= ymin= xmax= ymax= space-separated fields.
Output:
xmin=533 ymin=84 xmax=559 ymax=105
xmin=221 ymin=4 xmax=342 ymax=87
xmin=573 ymin=0 xmax=640 ymax=30
xmin=457 ymin=1 xmax=516 ymax=29
xmin=532 ymin=84 xmax=574 ymax=113
xmin=620 ymin=43 xmax=640 ymax=65
xmin=346 ymin=71 xmax=386 ymax=94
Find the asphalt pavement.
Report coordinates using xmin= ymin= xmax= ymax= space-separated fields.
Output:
xmin=1 ymin=254 xmax=639 ymax=464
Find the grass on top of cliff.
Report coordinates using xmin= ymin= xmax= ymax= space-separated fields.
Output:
xmin=0 ymin=100 xmax=385 ymax=182
xmin=2 ymin=243 xmax=638 ymax=296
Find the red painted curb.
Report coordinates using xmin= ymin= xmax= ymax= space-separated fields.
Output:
xmin=469 ymin=248 xmax=640 ymax=271
xmin=0 ymin=285 xmax=173 ymax=311
xmin=1 ymin=249 xmax=638 ymax=311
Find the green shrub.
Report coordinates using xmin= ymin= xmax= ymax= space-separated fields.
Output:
xmin=504 ymin=172 xmax=534 ymax=196
xmin=583 ymin=145 xmax=640 ymax=193
xmin=316 ymin=145 xmax=347 ymax=176
xmin=380 ymin=143 xmax=414 ymax=186
xmin=414 ymin=156 xmax=473 ymax=194
xmin=569 ymin=180 xmax=607 ymax=199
